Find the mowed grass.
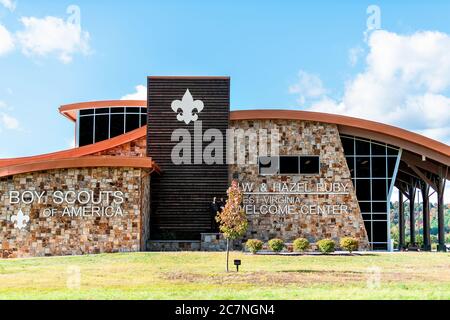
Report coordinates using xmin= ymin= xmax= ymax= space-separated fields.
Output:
xmin=0 ymin=252 xmax=449 ymax=300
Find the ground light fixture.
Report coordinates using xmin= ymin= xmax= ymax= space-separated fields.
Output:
xmin=234 ymin=259 xmax=241 ymax=272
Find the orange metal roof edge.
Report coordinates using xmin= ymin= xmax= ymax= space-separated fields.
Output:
xmin=59 ymin=100 xmax=147 ymax=121
xmin=0 ymin=126 xmax=147 ymax=167
xmin=0 ymin=156 xmax=156 ymax=178
xmin=230 ymin=109 xmax=450 ymax=159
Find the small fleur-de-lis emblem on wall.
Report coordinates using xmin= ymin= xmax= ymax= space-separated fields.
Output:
xmin=171 ymin=89 xmax=204 ymax=125
xmin=11 ymin=209 xmax=30 ymax=230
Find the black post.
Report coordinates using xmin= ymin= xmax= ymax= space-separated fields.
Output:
xmin=437 ymin=179 xmax=447 ymax=252
xmin=399 ymin=192 xmax=405 ymax=250
xmin=409 ymin=186 xmax=416 ymax=246
xmin=226 ymin=238 xmax=230 ymax=272
xmin=421 ymin=184 xmax=431 ymax=251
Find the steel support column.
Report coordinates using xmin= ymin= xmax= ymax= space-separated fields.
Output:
xmin=408 ymin=185 xmax=416 ymax=246
xmin=437 ymin=178 xmax=447 ymax=252
xmin=399 ymin=192 xmax=405 ymax=250
xmin=421 ymin=183 xmax=431 ymax=251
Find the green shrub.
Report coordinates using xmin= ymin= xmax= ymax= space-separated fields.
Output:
xmin=293 ymin=238 xmax=310 ymax=252
xmin=268 ymin=239 xmax=285 ymax=253
xmin=317 ymin=239 xmax=335 ymax=254
xmin=246 ymin=239 xmax=263 ymax=254
xmin=339 ymin=237 xmax=359 ymax=253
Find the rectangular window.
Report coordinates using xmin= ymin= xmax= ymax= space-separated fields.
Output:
xmin=78 ymin=116 xmax=94 ymax=146
xmin=300 ymin=156 xmax=320 ymax=174
xmin=279 ymin=156 xmax=300 ymax=174
xmin=95 ymin=108 xmax=110 ymax=115
xmin=356 ymin=157 xmax=371 ymax=178
xmin=110 ymin=114 xmax=125 ymax=138
xmin=371 ymin=157 xmax=386 ymax=178
xmin=126 ymin=114 xmax=140 ymax=132
xmin=355 ymin=139 xmax=370 ymax=155
xmin=341 ymin=137 xmax=354 ymax=155
xmin=356 ymin=179 xmax=371 ymax=201
xmin=94 ymin=114 xmax=109 ymax=142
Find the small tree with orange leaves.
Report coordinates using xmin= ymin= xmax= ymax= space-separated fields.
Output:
xmin=216 ymin=180 xmax=248 ymax=272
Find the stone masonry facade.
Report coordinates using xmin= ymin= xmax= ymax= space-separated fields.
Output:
xmin=230 ymin=119 xmax=370 ymax=249
xmin=0 ymin=136 xmax=151 ymax=259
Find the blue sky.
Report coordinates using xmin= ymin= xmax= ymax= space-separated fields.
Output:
xmin=1 ymin=0 xmax=450 ymax=159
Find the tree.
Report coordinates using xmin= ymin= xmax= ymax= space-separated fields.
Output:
xmin=216 ymin=180 xmax=248 ymax=272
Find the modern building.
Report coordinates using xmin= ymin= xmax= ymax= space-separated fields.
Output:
xmin=0 ymin=76 xmax=448 ymax=258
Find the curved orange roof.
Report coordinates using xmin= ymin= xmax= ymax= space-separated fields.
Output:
xmin=0 ymin=126 xmax=147 ymax=167
xmin=230 ymin=109 xmax=450 ymax=166
xmin=0 ymin=126 xmax=160 ymax=178
xmin=59 ymin=100 xmax=147 ymax=121
xmin=0 ymin=156 xmax=156 ymax=178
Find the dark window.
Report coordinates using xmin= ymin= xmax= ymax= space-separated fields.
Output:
xmin=373 ymin=221 xmax=388 ymax=242
xmin=141 ymin=114 xmax=147 ymax=127
xmin=78 ymin=116 xmax=94 ymax=146
xmin=359 ymin=202 xmax=371 ymax=213
xmin=387 ymin=147 xmax=399 ymax=156
xmin=372 ymin=157 xmax=387 ymax=178
xmin=126 ymin=107 xmax=140 ymax=114
xmin=372 ymin=179 xmax=387 ymax=201
xmin=355 ymin=139 xmax=370 ymax=155
xmin=300 ymin=156 xmax=320 ymax=174
xmin=126 ymin=114 xmax=140 ymax=132
xmin=362 ymin=214 xmax=372 ymax=221
xmin=341 ymin=137 xmax=354 ymax=155
xmin=372 ymin=213 xmax=387 ymax=220
xmin=387 ymin=157 xmax=398 ymax=177
xmin=356 ymin=179 xmax=371 ymax=201
xmin=372 ymin=201 xmax=387 ymax=213
xmin=111 ymin=107 xmax=125 ymax=114
xmin=259 ymin=157 xmax=279 ymax=175
xmin=346 ymin=157 xmax=355 ymax=178
xmin=371 ymin=143 xmax=386 ymax=156
xmin=94 ymin=115 xmax=109 ymax=142
xmin=80 ymin=109 xmax=93 ymax=116
xmin=356 ymin=157 xmax=371 ymax=178
xmin=95 ymin=108 xmax=109 ymax=115
xmin=140 ymin=108 xmax=147 ymax=114
xmin=280 ymin=156 xmax=300 ymax=174
xmin=110 ymin=114 xmax=125 ymax=138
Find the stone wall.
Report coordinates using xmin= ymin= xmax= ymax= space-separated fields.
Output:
xmin=93 ymin=136 xmax=147 ymax=157
xmin=0 ymin=167 xmax=149 ymax=258
xmin=230 ymin=119 xmax=369 ymax=249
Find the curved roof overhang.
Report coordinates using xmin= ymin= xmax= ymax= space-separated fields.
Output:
xmin=0 ymin=156 xmax=156 ymax=178
xmin=0 ymin=126 xmax=160 ymax=178
xmin=230 ymin=109 xmax=450 ymax=168
xmin=59 ymin=100 xmax=147 ymax=122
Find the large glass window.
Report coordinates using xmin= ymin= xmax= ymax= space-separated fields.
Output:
xmin=77 ymin=107 xmax=147 ymax=146
xmin=341 ymin=135 xmax=400 ymax=251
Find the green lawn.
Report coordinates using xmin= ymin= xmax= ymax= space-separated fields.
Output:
xmin=0 ymin=252 xmax=449 ymax=300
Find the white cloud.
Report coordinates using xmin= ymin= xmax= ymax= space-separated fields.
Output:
xmin=288 ymin=70 xmax=327 ymax=105
xmin=0 ymin=112 xmax=19 ymax=130
xmin=0 ymin=0 xmax=16 ymax=11
xmin=348 ymin=46 xmax=364 ymax=66
xmin=293 ymin=30 xmax=450 ymax=145
xmin=0 ymin=102 xmax=19 ymax=131
xmin=17 ymin=15 xmax=90 ymax=63
xmin=121 ymin=85 xmax=147 ymax=100
xmin=0 ymin=23 xmax=14 ymax=55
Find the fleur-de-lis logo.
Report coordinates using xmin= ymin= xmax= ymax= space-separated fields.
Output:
xmin=11 ymin=209 xmax=30 ymax=230
xmin=171 ymin=89 xmax=204 ymax=124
